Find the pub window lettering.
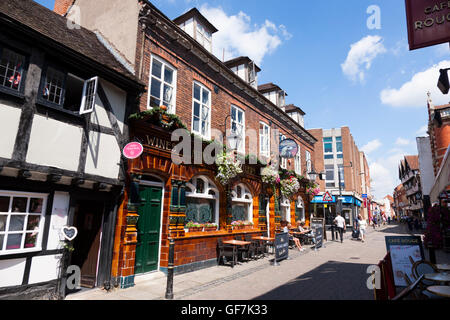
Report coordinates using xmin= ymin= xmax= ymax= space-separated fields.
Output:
xmin=0 ymin=47 xmax=26 ymax=93
xmin=39 ymin=65 xmax=98 ymax=115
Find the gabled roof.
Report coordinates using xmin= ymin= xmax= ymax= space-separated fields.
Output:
xmin=0 ymin=0 xmax=142 ymax=87
xmin=258 ymin=82 xmax=287 ymax=95
xmin=284 ymin=104 xmax=305 ymax=115
xmin=173 ymin=8 xmax=218 ymax=33
xmin=224 ymin=56 xmax=261 ymax=72
xmin=405 ymin=155 xmax=419 ymax=170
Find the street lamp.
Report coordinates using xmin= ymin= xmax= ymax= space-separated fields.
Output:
xmin=306 ymin=159 xmax=318 ymax=181
xmin=224 ymin=114 xmax=240 ymax=152
xmin=438 ymin=68 xmax=450 ymax=94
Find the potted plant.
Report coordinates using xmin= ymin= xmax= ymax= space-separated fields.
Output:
xmin=204 ymin=222 xmax=218 ymax=232
xmin=231 ymin=220 xmax=244 ymax=230
xmin=186 ymin=221 xmax=203 ymax=232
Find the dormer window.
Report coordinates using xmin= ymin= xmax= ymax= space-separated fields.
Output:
xmin=174 ymin=8 xmax=218 ymax=53
xmin=224 ymin=57 xmax=260 ymax=88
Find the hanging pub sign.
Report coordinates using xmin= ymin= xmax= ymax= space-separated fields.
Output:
xmin=405 ymin=0 xmax=450 ymax=50
xmin=123 ymin=142 xmax=144 ymax=159
xmin=279 ymin=139 xmax=298 ymax=158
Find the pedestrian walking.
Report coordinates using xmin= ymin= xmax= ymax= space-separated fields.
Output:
xmin=333 ymin=212 xmax=346 ymax=243
xmin=357 ymin=214 xmax=367 ymax=243
xmin=372 ymin=215 xmax=377 ymax=229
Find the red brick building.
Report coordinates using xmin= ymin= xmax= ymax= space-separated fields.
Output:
xmin=307 ymin=127 xmax=367 ymax=227
xmin=54 ymin=1 xmax=317 ymax=289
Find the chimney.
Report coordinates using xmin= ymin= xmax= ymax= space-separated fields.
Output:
xmin=54 ymin=0 xmax=75 ymax=16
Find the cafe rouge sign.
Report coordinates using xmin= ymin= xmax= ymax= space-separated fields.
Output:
xmin=405 ymin=0 xmax=450 ymax=50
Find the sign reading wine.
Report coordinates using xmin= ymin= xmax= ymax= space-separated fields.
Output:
xmin=405 ymin=0 xmax=450 ymax=50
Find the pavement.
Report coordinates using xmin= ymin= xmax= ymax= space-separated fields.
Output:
xmin=65 ymin=222 xmax=450 ymax=300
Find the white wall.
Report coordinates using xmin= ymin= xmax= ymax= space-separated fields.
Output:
xmin=0 ymin=258 xmax=26 ymax=287
xmin=26 ymin=115 xmax=82 ymax=172
xmin=28 ymin=254 xmax=62 ymax=285
xmin=0 ymin=103 xmax=21 ymax=159
xmin=47 ymin=192 xmax=70 ymax=251
xmin=85 ymin=132 xmax=121 ymax=179
xmin=416 ymin=136 xmax=435 ymax=196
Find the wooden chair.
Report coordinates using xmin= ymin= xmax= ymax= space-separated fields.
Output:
xmin=217 ymin=238 xmax=237 ymax=268
xmin=392 ymin=275 xmax=424 ymax=300
xmin=411 ymin=260 xmax=440 ymax=287
xmin=235 ymin=236 xmax=251 ymax=262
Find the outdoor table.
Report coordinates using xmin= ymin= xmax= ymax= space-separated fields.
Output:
xmin=425 ymin=286 xmax=450 ymax=298
xmin=424 ymin=273 xmax=450 ymax=284
xmin=223 ymin=240 xmax=251 ymax=246
xmin=436 ymin=264 xmax=450 ymax=272
xmin=252 ymin=236 xmax=275 ymax=255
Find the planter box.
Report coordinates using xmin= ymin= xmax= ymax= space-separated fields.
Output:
xmin=204 ymin=227 xmax=217 ymax=232
xmin=188 ymin=227 xmax=203 ymax=232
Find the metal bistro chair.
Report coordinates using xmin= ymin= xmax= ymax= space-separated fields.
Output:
xmin=393 ymin=275 xmax=424 ymax=301
xmin=235 ymin=236 xmax=251 ymax=262
xmin=412 ymin=260 xmax=440 ymax=286
xmin=244 ymin=234 xmax=257 ymax=260
xmin=217 ymin=238 xmax=237 ymax=268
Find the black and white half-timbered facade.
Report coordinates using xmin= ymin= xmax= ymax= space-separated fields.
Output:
xmin=0 ymin=1 xmax=144 ymax=299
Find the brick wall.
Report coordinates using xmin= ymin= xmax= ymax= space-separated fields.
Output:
xmin=53 ymin=0 xmax=74 ymax=15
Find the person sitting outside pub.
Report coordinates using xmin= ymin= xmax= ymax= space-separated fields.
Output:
xmin=281 ymin=221 xmax=305 ymax=252
xmin=296 ymin=220 xmax=316 ymax=245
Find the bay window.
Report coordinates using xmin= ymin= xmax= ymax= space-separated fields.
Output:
xmin=148 ymin=56 xmax=176 ymax=114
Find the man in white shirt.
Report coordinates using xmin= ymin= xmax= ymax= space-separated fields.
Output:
xmin=333 ymin=213 xmax=346 ymax=243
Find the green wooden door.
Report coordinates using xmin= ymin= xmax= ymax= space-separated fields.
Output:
xmin=135 ymin=186 xmax=162 ymax=274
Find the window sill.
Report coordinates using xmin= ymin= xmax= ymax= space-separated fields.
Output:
xmin=0 ymin=86 xmax=25 ymax=100
xmin=35 ymin=100 xmax=83 ymax=119
xmin=0 ymin=247 xmax=42 ymax=256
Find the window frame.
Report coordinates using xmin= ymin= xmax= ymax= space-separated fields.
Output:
xmin=230 ymin=105 xmax=245 ymax=154
xmin=147 ymin=55 xmax=177 ymax=114
xmin=0 ymin=44 xmax=29 ymax=97
xmin=0 ymin=190 xmax=48 ymax=255
xmin=185 ymin=176 xmax=219 ymax=226
xmin=231 ymin=183 xmax=253 ymax=222
xmin=79 ymin=76 xmax=98 ymax=115
xmin=295 ymin=149 xmax=302 ymax=175
xmin=191 ymin=81 xmax=211 ymax=139
xmin=279 ymin=133 xmax=287 ymax=169
xmin=259 ymin=121 xmax=270 ymax=158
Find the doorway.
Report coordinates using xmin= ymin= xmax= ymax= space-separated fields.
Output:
xmin=71 ymin=200 xmax=104 ymax=288
xmin=135 ymin=186 xmax=162 ymax=274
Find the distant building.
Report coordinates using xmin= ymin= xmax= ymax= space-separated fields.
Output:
xmin=393 ymin=184 xmax=408 ymax=218
xmin=398 ymin=156 xmax=423 ymax=218
xmin=416 ymin=136 xmax=435 ymax=216
xmin=308 ymin=127 xmax=368 ymax=227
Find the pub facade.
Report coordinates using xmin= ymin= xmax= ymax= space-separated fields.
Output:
xmin=55 ymin=0 xmax=318 ymax=289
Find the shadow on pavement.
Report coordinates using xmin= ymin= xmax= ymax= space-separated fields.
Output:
xmin=253 ymin=260 xmax=374 ymax=300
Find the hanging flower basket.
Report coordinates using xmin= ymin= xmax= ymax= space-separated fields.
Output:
xmin=306 ymin=184 xmax=321 ymax=196
xmin=280 ymin=176 xmax=300 ymax=198
xmin=261 ymin=166 xmax=280 ymax=185
xmin=216 ymin=152 xmax=243 ymax=185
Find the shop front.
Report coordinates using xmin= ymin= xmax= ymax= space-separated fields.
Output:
xmin=310 ymin=193 xmax=362 ymax=227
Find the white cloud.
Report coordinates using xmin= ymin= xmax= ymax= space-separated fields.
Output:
xmin=395 ymin=137 xmax=411 ymax=146
xmin=369 ymin=151 xmax=404 ymax=199
xmin=416 ymin=124 xmax=428 ymax=136
xmin=361 ymin=139 xmax=382 ymax=154
xmin=199 ymin=5 xmax=291 ymax=65
xmin=380 ymin=60 xmax=450 ymax=107
xmin=341 ymin=35 xmax=387 ymax=83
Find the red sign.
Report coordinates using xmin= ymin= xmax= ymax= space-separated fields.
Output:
xmin=405 ymin=0 xmax=450 ymax=50
xmin=322 ymin=191 xmax=333 ymax=202
xmin=123 ymin=142 xmax=143 ymax=159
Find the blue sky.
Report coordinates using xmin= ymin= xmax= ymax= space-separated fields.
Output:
xmin=35 ymin=0 xmax=449 ymax=200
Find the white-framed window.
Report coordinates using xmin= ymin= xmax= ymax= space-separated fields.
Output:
xmin=0 ymin=191 xmax=47 ymax=255
xmin=0 ymin=47 xmax=26 ymax=92
xmin=230 ymin=105 xmax=245 ymax=153
xmin=195 ymin=22 xmax=212 ymax=52
xmin=305 ymin=150 xmax=311 ymax=177
xmin=295 ymin=196 xmax=305 ymax=222
xmin=185 ymin=176 xmax=219 ymax=226
xmin=295 ymin=150 xmax=301 ymax=174
xmin=259 ymin=121 xmax=270 ymax=157
xmin=231 ymin=183 xmax=253 ymax=222
xmin=192 ymin=82 xmax=211 ymax=139
xmin=279 ymin=134 xmax=287 ymax=169
xmin=148 ymin=55 xmax=176 ymax=114
xmin=79 ymin=76 xmax=98 ymax=115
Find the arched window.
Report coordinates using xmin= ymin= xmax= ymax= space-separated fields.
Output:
xmin=280 ymin=196 xmax=291 ymax=223
xmin=295 ymin=196 xmax=305 ymax=223
xmin=185 ymin=176 xmax=219 ymax=225
xmin=231 ymin=183 xmax=253 ymax=222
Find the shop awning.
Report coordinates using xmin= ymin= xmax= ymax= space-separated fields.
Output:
xmin=430 ymin=145 xmax=450 ymax=203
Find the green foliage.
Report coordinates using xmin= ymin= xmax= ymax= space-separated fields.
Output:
xmin=128 ymin=107 xmax=187 ymax=130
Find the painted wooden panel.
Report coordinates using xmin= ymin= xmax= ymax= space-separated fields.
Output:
xmin=0 ymin=258 xmax=26 ymax=287
xmin=0 ymin=103 xmax=21 ymax=159
xmin=99 ymin=79 xmax=126 ymax=132
xmin=85 ymin=132 xmax=121 ymax=179
xmin=28 ymin=254 xmax=62 ymax=284
xmin=26 ymin=115 xmax=82 ymax=171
